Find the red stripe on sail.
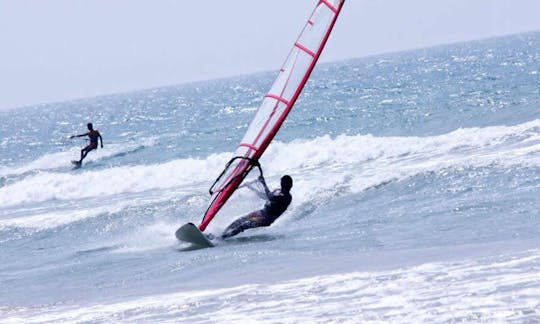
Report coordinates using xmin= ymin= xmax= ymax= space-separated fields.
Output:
xmin=265 ymin=94 xmax=290 ymax=105
xmin=320 ymin=0 xmax=338 ymax=14
xmin=238 ymin=143 xmax=258 ymax=151
xmin=295 ymin=42 xmax=316 ymax=58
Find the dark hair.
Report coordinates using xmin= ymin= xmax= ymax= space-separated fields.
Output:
xmin=281 ymin=175 xmax=293 ymax=191
xmin=87 ymin=123 xmax=93 ymax=130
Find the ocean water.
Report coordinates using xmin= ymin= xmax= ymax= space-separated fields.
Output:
xmin=1 ymin=31 xmax=540 ymax=322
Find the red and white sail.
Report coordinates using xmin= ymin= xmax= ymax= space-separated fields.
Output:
xmin=199 ymin=0 xmax=345 ymax=231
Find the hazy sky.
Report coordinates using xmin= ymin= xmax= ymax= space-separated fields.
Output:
xmin=1 ymin=0 xmax=539 ymax=110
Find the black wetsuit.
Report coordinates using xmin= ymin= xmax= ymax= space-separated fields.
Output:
xmin=260 ymin=189 xmax=292 ymax=225
xmin=221 ymin=189 xmax=292 ymax=239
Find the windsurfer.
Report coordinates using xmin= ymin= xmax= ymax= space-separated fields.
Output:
xmin=70 ymin=123 xmax=103 ymax=164
xmin=221 ymin=175 xmax=293 ymax=239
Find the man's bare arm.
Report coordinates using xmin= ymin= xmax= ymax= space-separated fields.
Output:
xmin=70 ymin=132 xmax=88 ymax=139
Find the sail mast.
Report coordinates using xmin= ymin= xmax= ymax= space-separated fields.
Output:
xmin=199 ymin=0 xmax=345 ymax=231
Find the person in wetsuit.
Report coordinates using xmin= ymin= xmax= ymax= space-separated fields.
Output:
xmin=70 ymin=123 xmax=103 ymax=164
xmin=221 ymin=175 xmax=293 ymax=239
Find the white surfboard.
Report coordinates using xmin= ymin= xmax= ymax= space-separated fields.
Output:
xmin=175 ymin=223 xmax=214 ymax=249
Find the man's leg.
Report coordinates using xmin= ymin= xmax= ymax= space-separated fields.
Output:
xmin=79 ymin=148 xmax=88 ymax=163
xmin=79 ymin=146 xmax=95 ymax=163
xmin=221 ymin=211 xmax=263 ymax=239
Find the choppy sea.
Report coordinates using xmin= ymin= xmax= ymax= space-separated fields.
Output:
xmin=1 ymin=31 xmax=539 ymax=322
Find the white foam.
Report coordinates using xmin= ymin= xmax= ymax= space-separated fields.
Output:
xmin=0 ymin=137 xmax=157 ymax=177
xmin=260 ymin=119 xmax=540 ymax=200
xmin=111 ymin=221 xmax=178 ymax=253
xmin=0 ymin=155 xmax=227 ymax=208
xmin=0 ymin=191 xmax=181 ymax=231
xmin=1 ymin=120 xmax=539 ymax=218
xmin=4 ymin=248 xmax=539 ymax=322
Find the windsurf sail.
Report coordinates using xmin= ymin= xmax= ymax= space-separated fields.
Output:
xmin=198 ymin=0 xmax=345 ymax=231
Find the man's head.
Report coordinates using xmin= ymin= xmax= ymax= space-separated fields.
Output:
xmin=280 ymin=175 xmax=293 ymax=192
xmin=87 ymin=123 xmax=93 ymax=130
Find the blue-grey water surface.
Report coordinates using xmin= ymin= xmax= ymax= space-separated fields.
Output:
xmin=1 ymin=32 xmax=539 ymax=322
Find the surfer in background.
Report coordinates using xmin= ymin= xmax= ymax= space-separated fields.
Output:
xmin=70 ymin=123 xmax=103 ymax=165
xmin=221 ymin=175 xmax=293 ymax=239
